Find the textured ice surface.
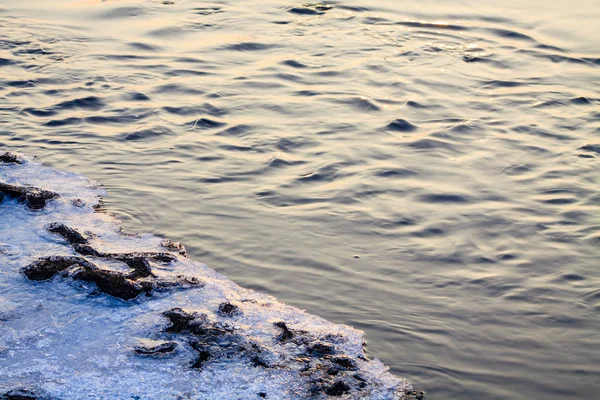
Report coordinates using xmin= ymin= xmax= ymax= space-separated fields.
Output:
xmin=0 ymin=154 xmax=413 ymax=399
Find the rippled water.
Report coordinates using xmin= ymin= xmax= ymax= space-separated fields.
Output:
xmin=1 ymin=0 xmax=599 ymax=398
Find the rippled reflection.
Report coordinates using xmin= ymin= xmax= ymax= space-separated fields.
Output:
xmin=1 ymin=0 xmax=599 ymax=399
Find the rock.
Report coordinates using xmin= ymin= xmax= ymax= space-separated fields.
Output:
xmin=274 ymin=321 xmax=294 ymax=343
xmin=308 ymin=341 xmax=335 ymax=357
xmin=218 ymin=302 xmax=240 ymax=316
xmin=325 ymin=380 xmax=351 ymax=396
xmin=190 ymin=349 xmax=211 ymax=368
xmin=404 ymin=390 xmax=426 ymax=399
xmin=160 ymin=239 xmax=187 ymax=257
xmin=162 ymin=308 xmax=271 ymax=371
xmin=46 ymin=224 xmax=180 ymax=273
xmin=0 ymin=182 xmax=59 ymax=210
xmin=22 ymin=223 xmax=199 ymax=299
xmin=71 ymin=267 xmax=145 ymax=300
xmin=252 ymin=355 xmax=270 ymax=368
xmin=0 ymin=152 xmax=25 ymax=164
xmin=0 ymin=388 xmax=38 ymax=400
xmin=331 ymin=355 xmax=357 ymax=371
xmin=22 ymin=253 xmax=199 ymax=300
xmin=47 ymin=222 xmax=90 ymax=245
xmin=163 ymin=308 xmax=206 ymax=333
xmin=21 ymin=256 xmax=94 ymax=281
xmin=134 ymin=339 xmax=178 ymax=355
xmin=147 ymin=275 xmax=202 ymax=291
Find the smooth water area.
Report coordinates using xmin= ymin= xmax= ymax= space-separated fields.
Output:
xmin=1 ymin=0 xmax=599 ymax=398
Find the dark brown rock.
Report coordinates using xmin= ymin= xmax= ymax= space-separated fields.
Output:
xmin=47 ymin=222 xmax=90 ymax=245
xmin=274 ymin=321 xmax=294 ymax=342
xmin=325 ymin=381 xmax=351 ymax=396
xmin=0 ymin=152 xmax=25 ymax=164
xmin=404 ymin=390 xmax=426 ymax=400
xmin=77 ymin=250 xmax=176 ymax=279
xmin=163 ymin=308 xmax=206 ymax=333
xmin=218 ymin=302 xmax=239 ymax=316
xmin=71 ymin=267 xmax=145 ymax=300
xmin=160 ymin=239 xmax=187 ymax=257
xmin=21 ymin=256 xmax=94 ymax=281
xmin=190 ymin=350 xmax=211 ymax=368
xmin=0 ymin=182 xmax=59 ymax=210
xmin=0 ymin=388 xmax=37 ymax=400
xmin=308 ymin=342 xmax=335 ymax=357
xmin=331 ymin=355 xmax=357 ymax=371
xmin=134 ymin=340 xmax=178 ymax=355
xmin=22 ymin=252 xmax=194 ymax=301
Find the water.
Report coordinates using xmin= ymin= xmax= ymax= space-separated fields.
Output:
xmin=1 ymin=0 xmax=599 ymax=398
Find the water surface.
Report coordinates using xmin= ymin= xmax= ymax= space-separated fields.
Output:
xmin=1 ymin=0 xmax=599 ymax=398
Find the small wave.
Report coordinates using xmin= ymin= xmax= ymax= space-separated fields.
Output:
xmin=222 ymin=42 xmax=278 ymax=52
xmin=386 ymin=119 xmax=419 ymax=132
xmin=123 ymin=126 xmax=174 ymax=141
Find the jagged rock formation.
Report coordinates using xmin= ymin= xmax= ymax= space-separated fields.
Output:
xmin=23 ymin=224 xmax=199 ymax=300
xmin=0 ymin=182 xmax=59 ymax=210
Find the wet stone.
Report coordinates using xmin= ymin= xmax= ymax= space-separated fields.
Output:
xmin=308 ymin=341 xmax=335 ymax=357
xmin=47 ymin=222 xmax=90 ymax=245
xmin=92 ymin=252 xmax=175 ymax=279
xmin=72 ymin=249 xmax=173 ymax=279
xmin=161 ymin=308 xmax=272 ymax=371
xmin=148 ymin=275 xmax=202 ymax=290
xmin=163 ymin=309 xmax=231 ymax=337
xmin=0 ymin=152 xmax=25 ymax=164
xmin=21 ymin=256 xmax=94 ymax=281
xmin=22 ymin=251 xmax=199 ymax=300
xmin=190 ymin=349 xmax=211 ymax=368
xmin=274 ymin=321 xmax=294 ymax=342
xmin=0 ymin=388 xmax=38 ymax=400
xmin=47 ymin=224 xmax=181 ymax=276
xmin=404 ymin=390 xmax=426 ymax=400
xmin=324 ymin=380 xmax=351 ymax=396
xmin=160 ymin=239 xmax=187 ymax=257
xmin=71 ymin=244 xmax=101 ymax=257
xmin=139 ymin=307 xmax=397 ymax=398
xmin=134 ymin=339 xmax=178 ymax=355
xmin=218 ymin=302 xmax=240 ymax=316
xmin=163 ymin=308 xmax=206 ymax=333
xmin=252 ymin=355 xmax=271 ymax=368
xmin=331 ymin=355 xmax=357 ymax=370
xmin=71 ymin=267 xmax=144 ymax=301
xmin=0 ymin=182 xmax=59 ymax=210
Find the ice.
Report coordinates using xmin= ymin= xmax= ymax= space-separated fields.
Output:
xmin=0 ymin=153 xmax=413 ymax=399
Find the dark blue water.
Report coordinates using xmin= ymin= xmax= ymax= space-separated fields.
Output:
xmin=1 ymin=0 xmax=599 ymax=398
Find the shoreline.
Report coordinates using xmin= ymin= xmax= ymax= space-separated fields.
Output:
xmin=0 ymin=152 xmax=422 ymax=399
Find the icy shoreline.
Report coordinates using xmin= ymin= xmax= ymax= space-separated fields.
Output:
xmin=0 ymin=152 xmax=420 ymax=399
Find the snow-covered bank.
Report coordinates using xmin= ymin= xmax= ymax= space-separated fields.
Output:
xmin=0 ymin=153 xmax=420 ymax=399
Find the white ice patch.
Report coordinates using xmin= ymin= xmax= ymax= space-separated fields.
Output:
xmin=0 ymin=154 xmax=412 ymax=399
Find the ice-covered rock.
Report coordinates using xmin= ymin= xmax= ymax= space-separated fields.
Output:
xmin=0 ymin=152 xmax=417 ymax=399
